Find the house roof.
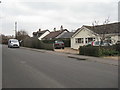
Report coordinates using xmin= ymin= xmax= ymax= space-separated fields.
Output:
xmin=84 ymin=22 xmax=120 ymax=34
xmin=43 ymin=29 xmax=69 ymax=39
xmin=72 ymin=22 xmax=120 ymax=37
xmin=33 ymin=30 xmax=50 ymax=36
xmin=58 ymin=32 xmax=74 ymax=38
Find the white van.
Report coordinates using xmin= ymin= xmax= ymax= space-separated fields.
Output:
xmin=8 ymin=39 xmax=20 ymax=48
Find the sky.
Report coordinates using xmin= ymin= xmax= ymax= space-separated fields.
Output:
xmin=0 ymin=0 xmax=119 ymax=36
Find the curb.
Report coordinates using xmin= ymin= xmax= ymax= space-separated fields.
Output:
xmin=67 ymin=55 xmax=118 ymax=66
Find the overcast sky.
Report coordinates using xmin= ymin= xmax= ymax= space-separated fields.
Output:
xmin=0 ymin=0 xmax=119 ymax=36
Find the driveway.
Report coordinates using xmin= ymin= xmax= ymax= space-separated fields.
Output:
xmin=54 ymin=47 xmax=79 ymax=54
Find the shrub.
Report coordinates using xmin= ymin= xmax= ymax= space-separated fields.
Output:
xmin=102 ymin=48 xmax=119 ymax=56
xmin=113 ymin=43 xmax=120 ymax=53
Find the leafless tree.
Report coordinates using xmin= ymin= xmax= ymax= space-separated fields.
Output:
xmin=100 ymin=17 xmax=110 ymax=44
xmin=0 ymin=34 xmax=14 ymax=44
xmin=16 ymin=30 xmax=30 ymax=41
xmin=92 ymin=17 xmax=110 ymax=45
xmin=92 ymin=20 xmax=99 ymax=26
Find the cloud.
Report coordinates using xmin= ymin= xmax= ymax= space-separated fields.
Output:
xmin=0 ymin=0 xmax=118 ymax=36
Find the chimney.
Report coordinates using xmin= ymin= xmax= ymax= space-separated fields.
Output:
xmin=60 ymin=25 xmax=63 ymax=30
xmin=53 ymin=28 xmax=56 ymax=32
xmin=39 ymin=28 xmax=41 ymax=31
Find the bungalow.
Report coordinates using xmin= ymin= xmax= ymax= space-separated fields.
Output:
xmin=33 ymin=29 xmax=50 ymax=40
xmin=71 ymin=22 xmax=120 ymax=49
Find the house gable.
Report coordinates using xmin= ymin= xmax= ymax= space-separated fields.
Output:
xmin=72 ymin=26 xmax=99 ymax=38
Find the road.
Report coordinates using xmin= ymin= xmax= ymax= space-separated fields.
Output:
xmin=2 ymin=45 xmax=118 ymax=88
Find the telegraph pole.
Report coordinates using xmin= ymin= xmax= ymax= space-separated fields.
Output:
xmin=15 ymin=22 xmax=17 ymax=39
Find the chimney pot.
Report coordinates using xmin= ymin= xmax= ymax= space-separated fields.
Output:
xmin=60 ymin=25 xmax=63 ymax=30
xmin=54 ymin=28 xmax=56 ymax=32
xmin=39 ymin=29 xmax=41 ymax=31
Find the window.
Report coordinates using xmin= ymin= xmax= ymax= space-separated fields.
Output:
xmin=85 ymin=37 xmax=95 ymax=44
xmin=88 ymin=38 xmax=93 ymax=42
xmin=75 ymin=38 xmax=84 ymax=44
xmin=85 ymin=38 xmax=88 ymax=44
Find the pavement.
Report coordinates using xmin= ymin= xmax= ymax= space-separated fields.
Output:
xmin=2 ymin=45 xmax=118 ymax=88
xmin=22 ymin=47 xmax=118 ymax=66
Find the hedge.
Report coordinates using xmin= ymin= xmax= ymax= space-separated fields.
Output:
xmin=22 ymin=37 xmax=54 ymax=51
xmin=40 ymin=41 xmax=54 ymax=50
xmin=79 ymin=45 xmax=120 ymax=57
xmin=42 ymin=38 xmax=70 ymax=47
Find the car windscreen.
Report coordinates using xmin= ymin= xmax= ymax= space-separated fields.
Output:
xmin=11 ymin=40 xmax=18 ymax=43
xmin=55 ymin=41 xmax=64 ymax=43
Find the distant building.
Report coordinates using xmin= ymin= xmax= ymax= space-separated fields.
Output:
xmin=43 ymin=29 xmax=69 ymax=40
xmin=43 ymin=25 xmax=69 ymax=40
xmin=33 ymin=29 xmax=50 ymax=40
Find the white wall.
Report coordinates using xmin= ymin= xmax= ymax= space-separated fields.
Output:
xmin=38 ymin=31 xmax=50 ymax=40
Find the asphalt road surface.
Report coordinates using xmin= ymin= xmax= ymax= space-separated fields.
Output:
xmin=2 ymin=45 xmax=118 ymax=88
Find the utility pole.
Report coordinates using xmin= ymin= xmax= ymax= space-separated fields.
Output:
xmin=15 ymin=22 xmax=17 ymax=39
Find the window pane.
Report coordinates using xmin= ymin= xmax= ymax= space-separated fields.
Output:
xmin=75 ymin=38 xmax=84 ymax=44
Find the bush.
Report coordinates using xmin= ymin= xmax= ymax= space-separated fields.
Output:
xmin=101 ymin=48 xmax=119 ymax=56
xmin=113 ymin=43 xmax=120 ymax=53
xmin=79 ymin=46 xmax=119 ymax=57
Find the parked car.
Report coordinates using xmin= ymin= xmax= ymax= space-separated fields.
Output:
xmin=54 ymin=40 xmax=64 ymax=49
xmin=8 ymin=39 xmax=20 ymax=48
xmin=86 ymin=41 xmax=112 ymax=46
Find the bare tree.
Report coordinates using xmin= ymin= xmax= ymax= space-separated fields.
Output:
xmin=92 ymin=17 xmax=110 ymax=45
xmin=92 ymin=20 xmax=99 ymax=26
xmin=0 ymin=34 xmax=14 ymax=44
xmin=16 ymin=30 xmax=30 ymax=41
xmin=92 ymin=20 xmax=100 ymax=42
xmin=100 ymin=17 xmax=110 ymax=45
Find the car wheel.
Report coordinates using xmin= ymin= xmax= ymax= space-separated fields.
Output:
xmin=62 ymin=47 xmax=64 ymax=49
